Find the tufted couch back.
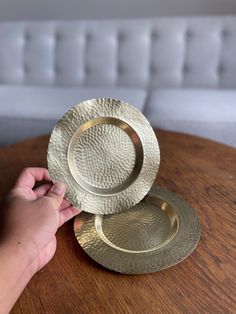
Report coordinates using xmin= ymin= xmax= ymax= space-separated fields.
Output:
xmin=0 ymin=16 xmax=236 ymax=89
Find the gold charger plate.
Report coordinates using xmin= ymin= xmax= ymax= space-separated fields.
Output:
xmin=74 ymin=185 xmax=201 ymax=274
xmin=47 ymin=98 xmax=160 ymax=214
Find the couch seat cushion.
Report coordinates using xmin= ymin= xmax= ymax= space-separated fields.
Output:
xmin=144 ymin=89 xmax=236 ymax=147
xmin=0 ymin=86 xmax=147 ymax=145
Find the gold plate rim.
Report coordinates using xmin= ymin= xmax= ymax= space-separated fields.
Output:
xmin=47 ymin=98 xmax=160 ymax=214
xmin=74 ymin=185 xmax=201 ymax=274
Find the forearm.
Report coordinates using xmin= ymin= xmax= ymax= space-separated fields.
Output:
xmin=0 ymin=242 xmax=34 ymax=314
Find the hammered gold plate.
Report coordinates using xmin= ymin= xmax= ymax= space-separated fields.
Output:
xmin=74 ymin=185 xmax=200 ymax=274
xmin=47 ymin=98 xmax=160 ymax=214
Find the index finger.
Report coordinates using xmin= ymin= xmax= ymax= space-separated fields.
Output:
xmin=14 ymin=167 xmax=51 ymax=189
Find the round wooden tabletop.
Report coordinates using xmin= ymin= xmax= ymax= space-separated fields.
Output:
xmin=0 ymin=130 xmax=235 ymax=313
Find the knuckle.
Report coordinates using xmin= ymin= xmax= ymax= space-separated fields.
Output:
xmin=45 ymin=193 xmax=62 ymax=208
xmin=21 ymin=167 xmax=31 ymax=176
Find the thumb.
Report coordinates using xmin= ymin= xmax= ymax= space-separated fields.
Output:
xmin=45 ymin=182 xmax=67 ymax=209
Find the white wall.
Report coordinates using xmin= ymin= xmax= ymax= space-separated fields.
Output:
xmin=0 ymin=0 xmax=236 ymax=21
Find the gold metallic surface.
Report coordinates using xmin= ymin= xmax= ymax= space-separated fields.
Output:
xmin=74 ymin=185 xmax=201 ymax=274
xmin=47 ymin=98 xmax=160 ymax=214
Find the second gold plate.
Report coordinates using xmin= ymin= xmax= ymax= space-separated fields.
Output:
xmin=74 ymin=185 xmax=201 ymax=274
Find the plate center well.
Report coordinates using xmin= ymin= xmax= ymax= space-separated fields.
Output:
xmin=68 ymin=117 xmax=143 ymax=195
xmin=95 ymin=199 xmax=179 ymax=253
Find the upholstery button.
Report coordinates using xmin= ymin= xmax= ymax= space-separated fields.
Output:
xmin=55 ymin=65 xmax=60 ymax=74
xmin=183 ymin=64 xmax=190 ymax=74
xmin=84 ymin=65 xmax=91 ymax=74
xmin=117 ymin=64 xmax=125 ymax=74
xmin=117 ymin=65 xmax=124 ymax=73
xmin=23 ymin=64 xmax=29 ymax=74
xmin=86 ymin=33 xmax=93 ymax=41
xmin=25 ymin=32 xmax=31 ymax=41
xmin=55 ymin=32 xmax=62 ymax=41
xmin=218 ymin=64 xmax=225 ymax=74
xmin=151 ymin=31 xmax=159 ymax=40
xmin=118 ymin=33 xmax=125 ymax=41
xmin=222 ymin=29 xmax=229 ymax=38
xmin=185 ymin=30 xmax=192 ymax=40
xmin=150 ymin=64 xmax=158 ymax=74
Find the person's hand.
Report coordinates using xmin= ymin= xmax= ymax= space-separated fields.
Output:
xmin=1 ymin=167 xmax=80 ymax=276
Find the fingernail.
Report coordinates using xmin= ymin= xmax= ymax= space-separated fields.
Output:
xmin=51 ymin=182 xmax=66 ymax=195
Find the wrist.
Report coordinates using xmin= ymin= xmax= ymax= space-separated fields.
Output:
xmin=0 ymin=239 xmax=37 ymax=279
xmin=0 ymin=241 xmax=35 ymax=313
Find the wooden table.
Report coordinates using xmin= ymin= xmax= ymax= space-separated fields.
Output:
xmin=0 ymin=130 xmax=235 ymax=313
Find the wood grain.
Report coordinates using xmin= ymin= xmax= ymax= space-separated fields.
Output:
xmin=0 ymin=130 xmax=235 ymax=313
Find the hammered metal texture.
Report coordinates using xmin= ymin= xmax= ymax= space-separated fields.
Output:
xmin=47 ymin=98 xmax=160 ymax=214
xmin=74 ymin=185 xmax=201 ymax=274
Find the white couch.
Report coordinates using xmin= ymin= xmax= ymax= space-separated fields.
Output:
xmin=0 ymin=16 xmax=236 ymax=146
